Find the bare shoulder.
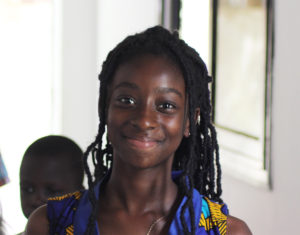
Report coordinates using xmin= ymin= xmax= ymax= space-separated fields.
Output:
xmin=227 ymin=215 xmax=252 ymax=235
xmin=24 ymin=205 xmax=49 ymax=235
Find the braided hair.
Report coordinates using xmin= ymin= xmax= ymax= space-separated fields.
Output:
xmin=83 ymin=26 xmax=222 ymax=235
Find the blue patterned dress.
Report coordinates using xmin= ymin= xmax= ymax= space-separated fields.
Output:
xmin=48 ymin=172 xmax=228 ymax=235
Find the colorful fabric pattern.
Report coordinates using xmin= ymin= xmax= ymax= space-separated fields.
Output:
xmin=199 ymin=198 xmax=228 ymax=235
xmin=48 ymin=191 xmax=82 ymax=235
xmin=47 ymin=172 xmax=228 ymax=235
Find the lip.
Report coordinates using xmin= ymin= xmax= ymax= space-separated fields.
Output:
xmin=125 ymin=136 xmax=161 ymax=149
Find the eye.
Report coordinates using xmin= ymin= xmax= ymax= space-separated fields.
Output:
xmin=117 ymin=96 xmax=136 ymax=106
xmin=158 ymin=102 xmax=177 ymax=112
xmin=21 ymin=186 xmax=35 ymax=194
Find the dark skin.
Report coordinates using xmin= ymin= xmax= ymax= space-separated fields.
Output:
xmin=20 ymin=154 xmax=83 ymax=218
xmin=97 ymin=55 xmax=189 ymax=235
xmin=25 ymin=55 xmax=251 ymax=235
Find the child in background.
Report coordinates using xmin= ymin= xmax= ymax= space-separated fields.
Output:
xmin=25 ymin=26 xmax=251 ymax=235
xmin=20 ymin=135 xmax=84 ymax=220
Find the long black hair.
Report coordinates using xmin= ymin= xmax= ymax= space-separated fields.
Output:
xmin=83 ymin=26 xmax=222 ymax=235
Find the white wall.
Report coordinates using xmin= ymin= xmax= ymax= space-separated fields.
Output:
xmin=59 ymin=0 xmax=161 ymax=149
xmin=222 ymin=1 xmax=300 ymax=234
xmin=56 ymin=0 xmax=99 ymax=149
xmin=97 ymin=0 xmax=162 ymax=67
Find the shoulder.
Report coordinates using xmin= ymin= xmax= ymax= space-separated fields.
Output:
xmin=227 ymin=215 xmax=252 ymax=235
xmin=24 ymin=205 xmax=48 ymax=235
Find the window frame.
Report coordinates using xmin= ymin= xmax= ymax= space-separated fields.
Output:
xmin=162 ymin=0 xmax=275 ymax=188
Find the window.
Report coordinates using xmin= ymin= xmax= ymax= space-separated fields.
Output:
xmin=162 ymin=0 xmax=274 ymax=188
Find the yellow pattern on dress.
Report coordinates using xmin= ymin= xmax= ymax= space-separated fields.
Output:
xmin=66 ymin=225 xmax=74 ymax=235
xmin=48 ymin=191 xmax=82 ymax=201
xmin=199 ymin=197 xmax=227 ymax=235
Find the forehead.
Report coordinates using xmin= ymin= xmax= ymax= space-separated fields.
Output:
xmin=20 ymin=154 xmax=74 ymax=180
xmin=111 ymin=55 xmax=185 ymax=92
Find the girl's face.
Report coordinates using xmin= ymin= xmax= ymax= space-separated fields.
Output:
xmin=106 ymin=55 xmax=189 ymax=169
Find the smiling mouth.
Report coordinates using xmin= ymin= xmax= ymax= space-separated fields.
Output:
xmin=125 ymin=137 xmax=160 ymax=149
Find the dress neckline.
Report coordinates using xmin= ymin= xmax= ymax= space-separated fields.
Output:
xmin=74 ymin=171 xmax=204 ymax=235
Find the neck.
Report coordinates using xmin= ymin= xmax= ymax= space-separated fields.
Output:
xmin=102 ymin=163 xmax=178 ymax=215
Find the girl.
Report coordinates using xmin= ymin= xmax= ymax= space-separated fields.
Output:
xmin=25 ymin=26 xmax=251 ymax=235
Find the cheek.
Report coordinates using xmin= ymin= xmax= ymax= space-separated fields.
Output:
xmin=20 ymin=194 xmax=27 ymax=204
xmin=161 ymin=118 xmax=185 ymax=157
xmin=106 ymin=106 xmax=126 ymax=136
xmin=21 ymin=194 xmax=32 ymax=207
xmin=164 ymin=116 xmax=186 ymax=139
xmin=106 ymin=118 xmax=119 ymax=144
xmin=107 ymin=104 xmax=117 ymax=125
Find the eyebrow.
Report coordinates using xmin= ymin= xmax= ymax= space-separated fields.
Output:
xmin=114 ymin=82 xmax=138 ymax=90
xmin=114 ymin=82 xmax=183 ymax=98
xmin=155 ymin=87 xmax=183 ymax=98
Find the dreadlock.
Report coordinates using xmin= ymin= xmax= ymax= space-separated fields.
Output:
xmin=82 ymin=26 xmax=222 ymax=235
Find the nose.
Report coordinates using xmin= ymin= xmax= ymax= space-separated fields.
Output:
xmin=130 ymin=104 xmax=158 ymax=131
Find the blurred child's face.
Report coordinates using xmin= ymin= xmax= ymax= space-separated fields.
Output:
xmin=107 ymin=55 xmax=190 ymax=170
xmin=20 ymin=155 xmax=80 ymax=218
